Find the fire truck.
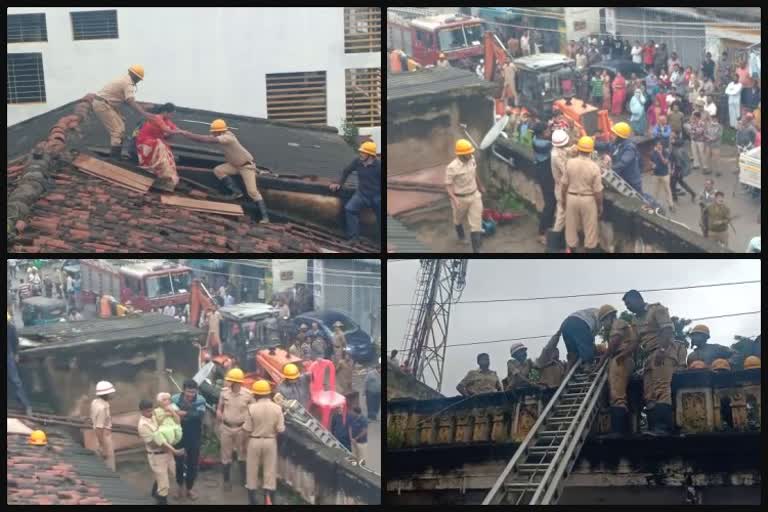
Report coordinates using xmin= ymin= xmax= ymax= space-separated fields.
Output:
xmin=387 ymin=12 xmax=485 ymax=68
xmin=79 ymin=259 xmax=192 ymax=312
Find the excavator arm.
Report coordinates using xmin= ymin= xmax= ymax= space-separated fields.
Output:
xmin=188 ymin=279 xmax=218 ymax=329
xmin=484 ymin=31 xmax=513 ymax=82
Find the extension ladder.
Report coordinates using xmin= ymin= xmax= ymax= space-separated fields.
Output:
xmin=282 ymin=398 xmax=352 ymax=455
xmin=601 ymin=166 xmax=647 ymax=204
xmin=482 ymin=359 xmax=608 ymax=505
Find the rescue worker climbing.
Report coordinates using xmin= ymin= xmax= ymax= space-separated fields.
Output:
xmin=555 ymin=307 xmax=603 ymax=372
xmin=217 ymin=368 xmax=254 ymax=491
xmin=91 ymin=65 xmax=157 ymax=159
xmin=179 ymin=119 xmax=270 ymax=223
xmin=243 ymin=380 xmax=285 ymax=505
xmin=456 ymin=353 xmax=502 ymax=396
xmin=534 ymin=333 xmax=567 ymax=402
xmin=686 ymin=324 xmax=734 ymax=368
xmin=445 ymin=139 xmax=486 ymax=253
xmin=330 ymin=141 xmax=381 ymax=243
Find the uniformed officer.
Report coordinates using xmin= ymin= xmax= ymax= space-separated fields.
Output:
xmin=335 ymin=351 xmax=357 ymax=408
xmin=534 ymin=333 xmax=567 ymax=402
xmin=596 ymin=305 xmax=639 ymax=436
xmin=138 ymin=399 xmax=184 ymax=505
xmin=703 ymin=191 xmax=732 ymax=247
xmin=686 ymin=324 xmax=734 ymax=368
xmin=622 ymin=290 xmax=675 ymax=436
xmin=561 ymin=136 xmax=604 ymax=253
xmin=276 ymin=363 xmax=310 ymax=410
xmin=311 ymin=336 xmax=326 ymax=360
xmin=90 ymin=65 xmax=156 ymax=159
xmin=729 ymin=334 xmax=760 ymax=370
xmin=244 ymin=380 xmax=285 ymax=505
xmin=216 ymin=368 xmax=254 ymax=491
xmin=505 ymin=343 xmax=534 ymax=391
xmin=206 ymin=308 xmax=223 ymax=357
xmin=91 ymin=381 xmax=117 ymax=471
xmin=550 ymin=129 xmax=571 ymax=234
xmin=332 ymin=321 xmax=347 ymax=362
xmin=445 ymin=139 xmax=486 ymax=253
xmin=456 ymin=353 xmax=502 ymax=396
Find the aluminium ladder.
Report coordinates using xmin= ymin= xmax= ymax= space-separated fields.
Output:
xmin=482 ymin=358 xmax=608 ymax=505
xmin=280 ymin=398 xmax=353 ymax=455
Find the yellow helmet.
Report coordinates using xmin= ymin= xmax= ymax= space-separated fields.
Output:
xmin=597 ymin=304 xmax=617 ymax=321
xmin=210 ymin=119 xmax=228 ymax=133
xmin=358 ymin=141 xmax=377 ymax=156
xmin=225 ymin=368 xmax=245 ymax=383
xmin=455 ymin=139 xmax=475 ymax=156
xmin=688 ymin=360 xmax=707 ymax=370
xmin=711 ymin=358 xmax=731 ymax=372
xmin=744 ymin=355 xmax=760 ymax=369
xmin=128 ymin=64 xmax=145 ymax=80
xmin=283 ymin=363 xmax=300 ymax=380
xmin=29 ymin=430 xmax=48 ymax=446
xmin=690 ymin=324 xmax=710 ymax=337
xmin=576 ymin=136 xmax=594 ymax=153
xmin=251 ymin=379 xmax=272 ymax=395
xmin=611 ymin=122 xmax=632 ymax=139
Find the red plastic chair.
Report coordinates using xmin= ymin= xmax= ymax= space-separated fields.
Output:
xmin=308 ymin=359 xmax=346 ymax=429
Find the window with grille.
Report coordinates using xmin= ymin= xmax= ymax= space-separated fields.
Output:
xmin=7 ymin=53 xmax=46 ymax=104
xmin=7 ymin=13 xmax=48 ymax=43
xmin=71 ymin=10 xmax=118 ymax=40
xmin=345 ymin=68 xmax=381 ymax=128
xmin=266 ymin=71 xmax=327 ymax=126
xmin=344 ymin=7 xmax=381 ymax=54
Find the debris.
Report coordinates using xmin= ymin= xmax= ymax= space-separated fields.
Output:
xmin=73 ymin=155 xmax=153 ymax=193
xmin=160 ymin=194 xmax=244 ymax=216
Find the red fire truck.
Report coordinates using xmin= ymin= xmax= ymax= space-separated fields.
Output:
xmin=387 ymin=13 xmax=485 ymax=68
xmin=80 ymin=260 xmax=192 ymax=312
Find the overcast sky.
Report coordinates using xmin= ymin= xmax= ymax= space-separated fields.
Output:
xmin=387 ymin=259 xmax=761 ymax=394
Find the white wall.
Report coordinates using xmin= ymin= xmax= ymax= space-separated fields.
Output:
xmin=6 ymin=7 xmax=380 ymax=147
xmin=272 ymin=259 xmax=309 ymax=293
xmin=564 ymin=7 xmax=601 ymax=42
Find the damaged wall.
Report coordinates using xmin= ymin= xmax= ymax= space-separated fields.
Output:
xmin=387 ymin=360 xmax=445 ymax=401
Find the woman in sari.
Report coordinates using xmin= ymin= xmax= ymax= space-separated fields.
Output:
xmin=611 ymin=71 xmax=626 ymax=115
xmin=135 ymin=103 xmax=181 ymax=192
xmin=601 ymin=70 xmax=611 ymax=111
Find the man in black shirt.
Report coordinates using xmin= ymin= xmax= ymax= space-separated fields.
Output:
xmin=701 ymin=52 xmax=715 ymax=82
xmin=330 ymin=141 xmax=381 ymax=242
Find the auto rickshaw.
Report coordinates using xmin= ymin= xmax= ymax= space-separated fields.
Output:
xmin=21 ymin=296 xmax=68 ymax=326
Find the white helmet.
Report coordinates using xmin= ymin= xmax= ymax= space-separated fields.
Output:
xmin=95 ymin=381 xmax=116 ymax=396
xmin=552 ymin=129 xmax=570 ymax=147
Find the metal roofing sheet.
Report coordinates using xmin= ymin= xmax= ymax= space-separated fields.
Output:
xmin=388 ymin=67 xmax=494 ymax=101
xmin=387 ymin=216 xmax=430 ymax=253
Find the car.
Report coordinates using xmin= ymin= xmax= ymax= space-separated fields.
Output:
xmin=291 ymin=310 xmax=375 ymax=363
xmin=588 ymin=60 xmax=647 ymax=81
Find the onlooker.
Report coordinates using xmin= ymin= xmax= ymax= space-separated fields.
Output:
xmin=348 ymin=407 xmax=368 ymax=465
xmin=689 ymin=111 xmax=707 ymax=172
xmin=643 ymin=41 xmax=655 ymax=72
xmin=652 ymin=115 xmax=671 ymax=148
xmin=725 ymin=75 xmax=743 ymax=129
xmin=669 ymin=132 xmax=696 ymax=203
xmin=704 ymin=95 xmax=717 ymax=120
xmin=735 ymin=114 xmax=758 ymax=153
xmin=590 ymin=71 xmax=604 ymax=107
xmin=629 ymin=89 xmax=647 ymax=136
xmin=735 ymin=60 xmax=754 ymax=89
xmin=667 ymin=52 xmax=681 ymax=75
xmin=575 ymin=48 xmax=587 ymax=72
xmin=601 ymin=70 xmax=611 ymax=111
xmin=611 ymin=71 xmax=626 ymax=116
xmin=700 ymin=52 xmax=715 ymax=82
xmin=631 ymin=40 xmax=643 ymax=65
xmin=654 ymin=42 xmax=668 ymax=76
xmin=645 ymin=69 xmax=659 ymax=98
xmin=364 ymin=363 xmax=381 ymax=421
xmin=667 ymin=103 xmax=684 ymax=138
xmin=172 ymin=379 xmax=208 ymax=501
xmin=650 ymin=140 xmax=674 ymax=213
xmin=741 ymin=82 xmax=760 ymax=113
xmin=330 ymin=406 xmax=351 ymax=451
xmin=717 ymin=50 xmax=732 ymax=89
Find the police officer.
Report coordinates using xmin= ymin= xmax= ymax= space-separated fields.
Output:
xmin=217 ymin=368 xmax=254 ymax=491
xmin=550 ymin=129 xmax=571 ymax=235
xmin=703 ymin=191 xmax=732 ymax=248
xmin=445 ymin=139 xmax=486 ymax=253
xmin=729 ymin=335 xmax=760 ymax=370
xmin=332 ymin=321 xmax=347 ymax=362
xmin=91 ymin=381 xmax=117 ymax=471
xmin=561 ymin=136 xmax=604 ymax=253
xmin=596 ymin=305 xmax=639 ymax=437
xmin=244 ymin=380 xmax=285 ymax=505
xmin=505 ymin=343 xmax=534 ymax=391
xmin=456 ymin=353 xmax=502 ymax=396
xmin=597 ymin=122 xmax=642 ymax=193
xmin=622 ymin=290 xmax=675 ymax=436
xmin=534 ymin=333 xmax=567 ymax=402
xmin=686 ymin=325 xmax=734 ymax=367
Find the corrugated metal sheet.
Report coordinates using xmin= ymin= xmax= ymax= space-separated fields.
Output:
xmin=388 ymin=67 xmax=494 ymax=102
xmin=387 ymin=216 xmax=430 ymax=253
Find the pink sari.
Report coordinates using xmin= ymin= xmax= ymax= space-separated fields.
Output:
xmin=611 ymin=74 xmax=626 ymax=115
xmin=602 ymin=76 xmax=611 ymax=111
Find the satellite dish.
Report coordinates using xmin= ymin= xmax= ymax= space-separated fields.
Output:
xmin=479 ymin=114 xmax=509 ymax=149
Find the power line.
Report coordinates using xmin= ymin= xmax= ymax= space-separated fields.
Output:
xmin=396 ymin=311 xmax=761 ymax=353
xmin=387 ymin=280 xmax=760 ymax=307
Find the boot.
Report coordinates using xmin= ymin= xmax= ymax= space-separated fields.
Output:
xmin=219 ymin=176 xmax=244 ymax=200
xmin=151 ymin=481 xmax=158 ymax=498
xmin=110 ymin=145 xmax=123 ymax=160
xmin=222 ymin=463 xmax=232 ymax=491
xmin=152 ymin=178 xmax=175 ymax=192
xmin=455 ymin=224 xmax=465 ymax=240
xmin=257 ymin=200 xmax=270 ymax=223
xmin=604 ymin=407 xmax=626 ymax=438
xmin=156 ymin=495 xmax=168 ymax=505
xmin=470 ymin=232 xmax=482 ymax=253
xmin=238 ymin=461 xmax=247 ymax=486
xmin=644 ymin=407 xmax=656 ymax=435
xmin=248 ymin=490 xmax=259 ymax=505
xmin=651 ymin=403 xmax=673 ymax=436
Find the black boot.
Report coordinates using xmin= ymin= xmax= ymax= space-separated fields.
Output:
xmin=604 ymin=407 xmax=627 ymax=438
xmin=151 ymin=481 xmax=158 ymax=498
xmin=652 ymin=403 xmax=673 ymax=436
xmin=455 ymin=224 xmax=465 ymax=240
xmin=644 ymin=407 xmax=656 ymax=435
xmin=219 ymin=176 xmax=244 ymax=200
xmin=238 ymin=461 xmax=247 ymax=486
xmin=248 ymin=490 xmax=259 ymax=505
xmin=470 ymin=232 xmax=482 ymax=253
xmin=222 ymin=463 xmax=231 ymax=491
xmin=156 ymin=495 xmax=168 ymax=505
xmin=257 ymin=200 xmax=270 ymax=223
xmin=110 ymin=145 xmax=123 ymax=160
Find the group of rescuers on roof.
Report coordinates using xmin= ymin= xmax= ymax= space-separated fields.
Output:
xmin=456 ymin=289 xmax=761 ymax=437
xmin=89 ymin=65 xmax=380 ymax=240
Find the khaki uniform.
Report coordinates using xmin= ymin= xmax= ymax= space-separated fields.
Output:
xmin=607 ymin=319 xmax=638 ymax=409
xmin=288 ymin=343 xmax=301 ymax=358
xmin=550 ymin=146 xmax=569 ymax=232
xmin=456 ymin=369 xmax=501 ymax=396
xmin=445 ymin=156 xmax=483 ymax=232
xmin=705 ymin=203 xmax=731 ymax=247
xmin=243 ymin=398 xmax=286 ymax=491
xmin=562 ymin=155 xmax=603 ymax=249
xmin=90 ymin=397 xmax=116 ymax=471
xmin=207 ymin=310 xmax=222 ymax=355
xmin=138 ymin=415 xmax=176 ymax=497
xmin=213 ymin=131 xmax=262 ymax=201
xmin=311 ymin=338 xmax=326 ymax=358
xmin=93 ymin=74 xmax=136 ymax=145
xmin=686 ymin=343 xmax=733 ymax=367
xmin=505 ymin=359 xmax=533 ymax=391
xmin=537 ymin=359 xmax=566 ymax=389
xmin=335 ymin=358 xmax=354 ymax=396
xmin=333 ymin=331 xmax=347 ymax=360
xmin=219 ymin=386 xmax=254 ymax=464
xmin=636 ymin=303 xmax=675 ymax=407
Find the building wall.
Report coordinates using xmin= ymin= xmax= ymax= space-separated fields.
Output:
xmin=6 ymin=7 xmax=380 ymax=147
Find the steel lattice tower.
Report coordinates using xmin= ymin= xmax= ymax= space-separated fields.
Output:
xmin=401 ymin=259 xmax=468 ymax=392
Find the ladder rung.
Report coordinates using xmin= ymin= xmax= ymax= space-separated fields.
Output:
xmin=561 ymin=392 xmax=587 ymax=398
xmin=504 ymin=482 xmax=540 ymax=490
xmin=528 ymin=445 xmax=558 ymax=453
xmin=548 ymin=416 xmax=577 ymax=423
xmin=538 ymin=430 xmax=567 ymax=437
